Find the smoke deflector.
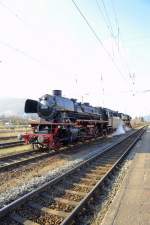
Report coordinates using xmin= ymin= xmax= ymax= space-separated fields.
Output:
xmin=25 ymin=99 xmax=38 ymax=113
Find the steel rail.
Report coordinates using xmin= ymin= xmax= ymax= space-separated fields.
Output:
xmin=0 ymin=127 xmax=146 ymax=225
xmin=0 ymin=135 xmax=111 ymax=171
xmin=0 ymin=150 xmax=56 ymax=172
xmin=0 ymin=136 xmax=17 ymax=141
xmin=0 ymin=149 xmax=42 ymax=161
xmin=61 ymin=127 xmax=145 ymax=225
xmin=0 ymin=136 xmax=109 ymax=172
xmin=0 ymin=140 xmax=24 ymax=149
xmin=0 ymin=134 xmax=118 ymax=171
xmin=0 ymin=133 xmax=127 ymax=171
xmin=0 ymin=128 xmax=141 ymax=173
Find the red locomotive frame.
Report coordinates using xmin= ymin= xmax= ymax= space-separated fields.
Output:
xmin=22 ymin=119 xmax=108 ymax=150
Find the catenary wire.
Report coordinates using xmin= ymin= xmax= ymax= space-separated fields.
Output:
xmin=72 ymin=0 xmax=130 ymax=83
xmin=97 ymin=0 xmax=134 ymax=89
xmin=101 ymin=0 xmax=115 ymax=37
xmin=95 ymin=0 xmax=114 ymax=38
xmin=109 ymin=0 xmax=134 ymax=83
xmin=0 ymin=40 xmax=43 ymax=64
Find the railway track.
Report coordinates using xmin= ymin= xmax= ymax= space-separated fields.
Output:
xmin=0 ymin=136 xmax=110 ymax=172
xmin=0 ymin=135 xmax=17 ymax=141
xmin=0 ymin=149 xmax=55 ymax=171
xmin=0 ymin=129 xmax=137 ymax=172
xmin=0 ymin=140 xmax=24 ymax=149
xmin=0 ymin=127 xmax=146 ymax=225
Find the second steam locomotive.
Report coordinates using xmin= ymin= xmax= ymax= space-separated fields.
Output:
xmin=21 ymin=90 xmax=131 ymax=150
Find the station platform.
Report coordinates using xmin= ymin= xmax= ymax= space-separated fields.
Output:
xmin=101 ymin=127 xmax=150 ymax=225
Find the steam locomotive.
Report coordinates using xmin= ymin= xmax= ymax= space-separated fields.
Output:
xmin=21 ymin=90 xmax=131 ymax=150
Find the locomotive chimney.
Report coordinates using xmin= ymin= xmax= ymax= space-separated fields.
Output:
xmin=53 ymin=90 xmax=62 ymax=97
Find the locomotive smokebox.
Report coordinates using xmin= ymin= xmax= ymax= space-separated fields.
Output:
xmin=53 ymin=90 xmax=62 ymax=97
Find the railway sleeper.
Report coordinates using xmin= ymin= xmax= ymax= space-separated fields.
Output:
xmin=28 ymin=202 xmax=70 ymax=218
xmin=10 ymin=213 xmax=40 ymax=225
xmin=41 ymin=193 xmax=78 ymax=208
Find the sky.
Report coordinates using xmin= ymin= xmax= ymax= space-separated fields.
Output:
xmin=0 ymin=0 xmax=150 ymax=117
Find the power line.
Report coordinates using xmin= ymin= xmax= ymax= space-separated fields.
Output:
xmin=109 ymin=0 xmax=134 ymax=84
xmin=109 ymin=0 xmax=120 ymax=52
xmin=0 ymin=1 xmax=42 ymax=46
xmin=102 ymin=0 xmax=119 ymax=53
xmin=0 ymin=1 xmax=55 ymax=73
xmin=0 ymin=0 xmax=27 ymax=24
xmin=0 ymin=2 xmax=51 ymax=69
xmin=95 ymin=0 xmax=118 ymax=57
xmin=0 ymin=1 xmax=43 ymax=64
xmin=95 ymin=0 xmax=114 ymax=38
xmin=95 ymin=0 xmax=117 ymax=57
xmin=97 ymin=0 xmax=120 ymax=55
xmin=110 ymin=0 xmax=119 ymax=31
xmin=0 ymin=40 xmax=42 ymax=64
xmin=101 ymin=0 xmax=115 ymax=37
xmin=96 ymin=0 xmax=120 ymax=53
xmin=98 ymin=0 xmax=133 ymax=84
xmin=72 ymin=0 xmax=129 ymax=83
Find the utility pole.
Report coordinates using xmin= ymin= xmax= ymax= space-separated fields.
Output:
xmin=74 ymin=75 xmax=78 ymax=100
xmin=129 ymin=73 xmax=136 ymax=96
xmin=101 ymin=73 xmax=105 ymax=107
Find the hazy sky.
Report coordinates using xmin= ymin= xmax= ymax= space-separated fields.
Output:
xmin=0 ymin=0 xmax=150 ymax=117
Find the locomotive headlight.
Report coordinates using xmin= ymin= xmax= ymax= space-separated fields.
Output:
xmin=38 ymin=135 xmax=44 ymax=143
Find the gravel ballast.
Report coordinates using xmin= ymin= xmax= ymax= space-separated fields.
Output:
xmin=0 ymin=132 xmax=133 ymax=208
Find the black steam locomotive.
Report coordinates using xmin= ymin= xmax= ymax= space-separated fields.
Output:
xmin=22 ymin=90 xmax=131 ymax=150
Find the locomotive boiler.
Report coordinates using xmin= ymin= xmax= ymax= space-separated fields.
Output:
xmin=21 ymin=90 xmax=131 ymax=150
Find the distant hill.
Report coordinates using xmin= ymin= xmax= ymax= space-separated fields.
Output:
xmin=0 ymin=98 xmax=26 ymax=117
